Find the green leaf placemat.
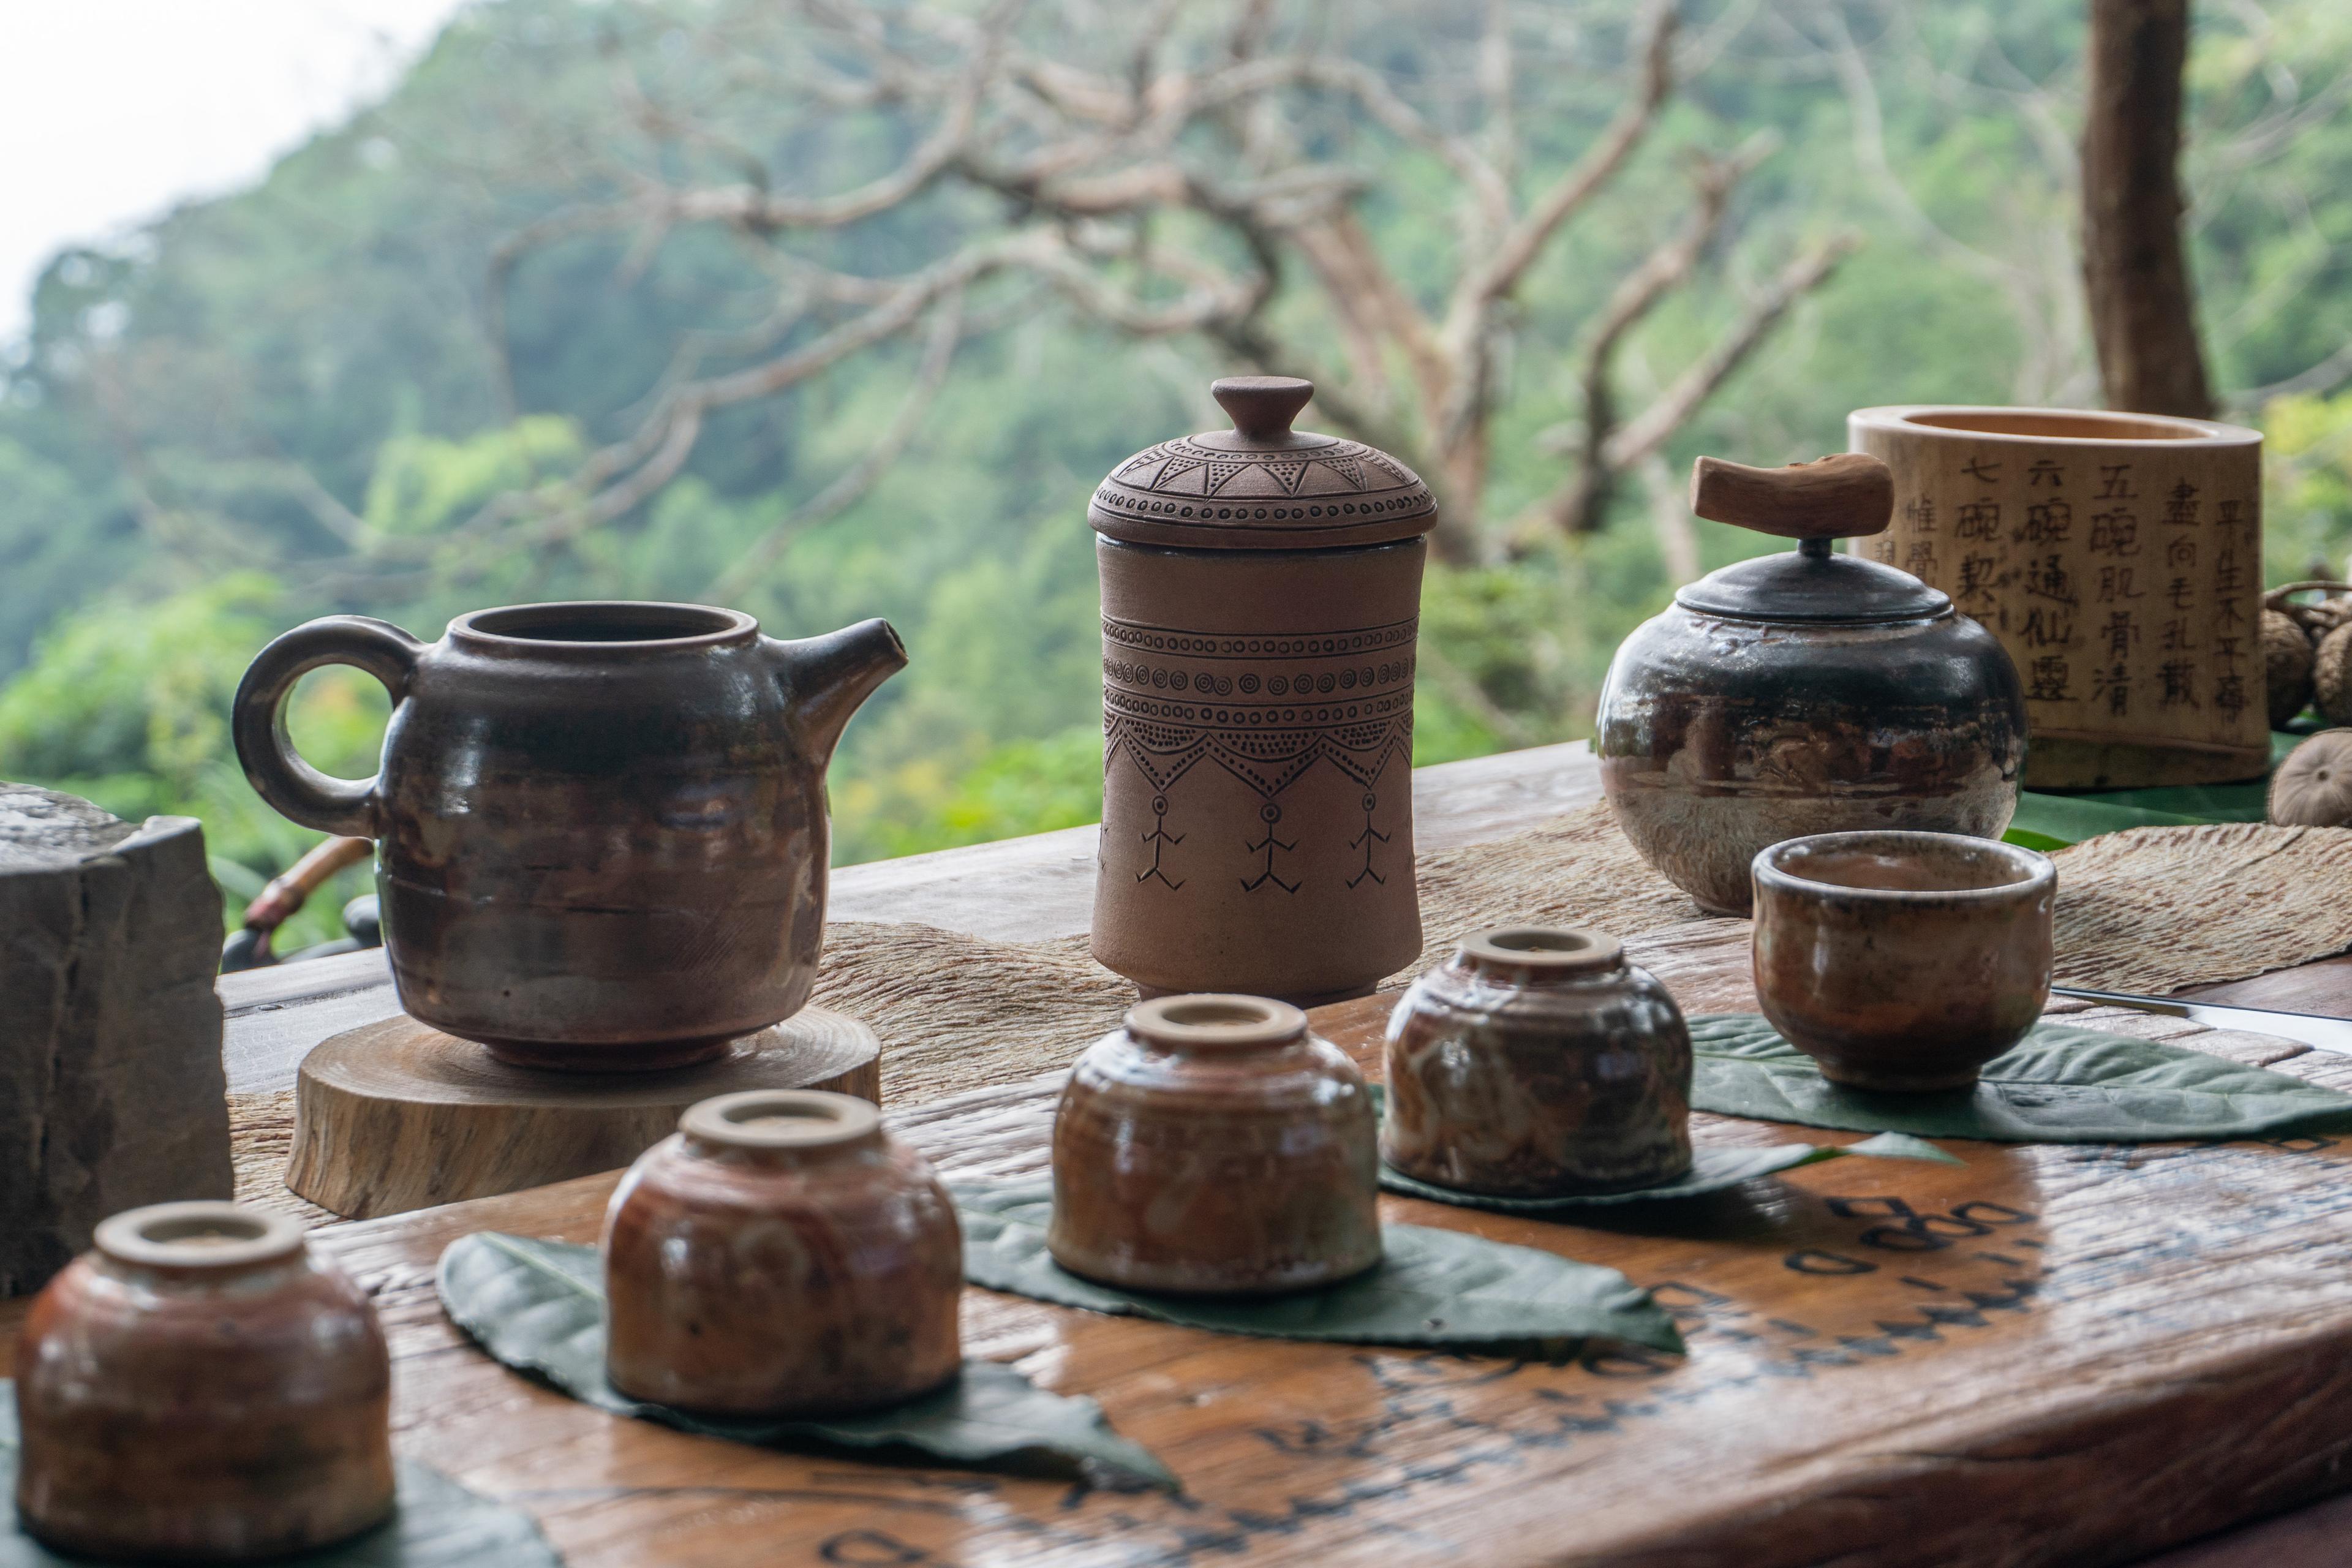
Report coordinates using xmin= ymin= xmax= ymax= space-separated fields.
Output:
xmin=1691 ymin=1012 xmax=2352 ymax=1144
xmin=2003 ymin=728 xmax=2292 ymax=849
xmin=1376 ymin=1132 xmax=1959 ymax=1215
xmin=0 ymin=1381 xmax=561 ymax=1567
xmin=436 ymin=1233 xmax=1175 ymax=1490
xmin=2003 ymin=794 xmax=2209 ymax=851
xmin=952 ymin=1182 xmax=1684 ymax=1355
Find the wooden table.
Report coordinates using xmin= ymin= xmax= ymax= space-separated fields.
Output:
xmin=28 ymin=741 xmax=2352 ymax=1565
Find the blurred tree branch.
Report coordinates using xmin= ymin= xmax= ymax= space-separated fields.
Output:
xmin=431 ymin=0 xmax=1846 ymax=575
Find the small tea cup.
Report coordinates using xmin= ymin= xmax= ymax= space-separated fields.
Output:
xmin=602 ymin=1090 xmax=962 ymax=1417
xmin=13 ymin=1202 xmax=394 ymax=1561
xmin=1382 ymin=927 xmax=1692 ymax=1196
xmin=1752 ymin=830 xmax=2054 ymax=1092
xmin=1048 ymin=994 xmax=1381 ymax=1295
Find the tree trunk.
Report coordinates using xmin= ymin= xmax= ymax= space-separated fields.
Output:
xmin=2080 ymin=0 xmax=2215 ymax=420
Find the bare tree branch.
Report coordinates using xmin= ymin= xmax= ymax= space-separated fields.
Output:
xmin=1447 ymin=0 xmax=1678 ymax=334
xmin=1637 ymin=449 xmax=1703 ymax=585
xmin=1600 ymin=232 xmax=1860 ymax=472
xmin=1544 ymin=138 xmax=1773 ymax=537
xmin=331 ymin=0 xmax=1860 ymax=586
xmin=706 ymin=284 xmax=967 ymax=603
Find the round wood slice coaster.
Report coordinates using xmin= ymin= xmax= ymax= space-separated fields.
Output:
xmin=286 ymin=1008 xmax=880 ymax=1219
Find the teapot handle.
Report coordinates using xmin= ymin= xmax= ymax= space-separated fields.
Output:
xmin=1689 ymin=453 xmax=1894 ymax=541
xmin=231 ymin=616 xmax=423 ymax=837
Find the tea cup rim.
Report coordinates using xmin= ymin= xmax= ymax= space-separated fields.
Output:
xmin=1455 ymin=925 xmax=1624 ymax=974
xmin=1754 ymin=830 xmax=2054 ymax=903
xmin=93 ymin=1201 xmax=306 ymax=1272
xmin=1126 ymin=993 xmax=1308 ymax=1050
xmin=679 ymin=1089 xmax=881 ymax=1150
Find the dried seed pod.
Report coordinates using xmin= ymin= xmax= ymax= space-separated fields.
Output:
xmin=2270 ymin=729 xmax=2352 ymax=828
xmin=2320 ymin=623 xmax=2352 ymax=728
xmin=2266 ymin=608 xmax=2318 ymax=729
xmin=2264 ymin=581 xmax=2352 ymax=639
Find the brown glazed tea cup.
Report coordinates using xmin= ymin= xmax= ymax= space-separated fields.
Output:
xmin=1047 ymin=994 xmax=1381 ymax=1295
xmin=13 ymin=1201 xmax=394 ymax=1561
xmin=1752 ymin=831 xmax=2056 ymax=1092
xmin=1382 ymin=927 xmax=1692 ymax=1196
xmin=602 ymin=1090 xmax=962 ymax=1417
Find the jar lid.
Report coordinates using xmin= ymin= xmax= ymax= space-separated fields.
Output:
xmin=1675 ymin=549 xmax=1951 ymax=624
xmin=1672 ymin=452 xmax=1950 ymax=624
xmin=1090 ymin=377 xmax=1438 ymax=550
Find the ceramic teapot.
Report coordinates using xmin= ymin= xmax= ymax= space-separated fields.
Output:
xmin=1594 ymin=455 xmax=2026 ymax=914
xmin=232 ymin=602 xmax=903 ymax=1069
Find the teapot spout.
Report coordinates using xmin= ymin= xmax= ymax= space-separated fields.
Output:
xmin=779 ymin=617 xmax=908 ymax=766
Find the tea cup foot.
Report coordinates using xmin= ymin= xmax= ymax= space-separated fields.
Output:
xmin=1812 ymin=1058 xmax=1985 ymax=1094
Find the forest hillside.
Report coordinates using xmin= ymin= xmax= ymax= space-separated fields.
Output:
xmin=3 ymin=0 xmax=2350 ymax=945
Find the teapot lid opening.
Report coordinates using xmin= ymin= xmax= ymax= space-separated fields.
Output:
xmin=1674 ymin=543 xmax=1951 ymax=624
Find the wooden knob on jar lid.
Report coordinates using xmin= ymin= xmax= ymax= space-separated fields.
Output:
xmin=1690 ymin=453 xmax=1894 ymax=548
xmin=1212 ymin=376 xmax=1315 ymax=443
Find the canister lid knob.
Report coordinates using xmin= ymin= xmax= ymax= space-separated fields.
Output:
xmin=1212 ymin=376 xmax=1316 ymax=443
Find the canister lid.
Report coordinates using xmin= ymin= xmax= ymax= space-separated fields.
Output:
xmin=1089 ymin=377 xmax=1438 ymax=550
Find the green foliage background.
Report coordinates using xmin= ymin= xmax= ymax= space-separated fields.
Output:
xmin=2 ymin=0 xmax=2350 ymax=951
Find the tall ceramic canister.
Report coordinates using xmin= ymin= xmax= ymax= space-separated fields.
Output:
xmin=1090 ymin=377 xmax=1436 ymax=1004
xmin=1850 ymin=407 xmax=2266 ymax=788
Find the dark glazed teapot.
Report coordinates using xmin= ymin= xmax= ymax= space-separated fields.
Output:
xmin=232 ymin=602 xmax=904 ymax=1069
xmin=1594 ymin=455 xmax=2026 ymax=915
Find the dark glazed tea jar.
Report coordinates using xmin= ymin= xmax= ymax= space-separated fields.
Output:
xmin=1090 ymin=377 xmax=1437 ymax=1005
xmin=232 ymin=602 xmax=905 ymax=1069
xmin=1596 ymin=454 xmax=2027 ymax=914
xmin=1049 ymin=994 xmax=1381 ymax=1295
xmin=602 ymin=1090 xmax=962 ymax=1417
xmin=13 ymin=1201 xmax=394 ymax=1561
xmin=1382 ymin=927 xmax=1692 ymax=1196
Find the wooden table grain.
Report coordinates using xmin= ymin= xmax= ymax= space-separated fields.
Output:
xmin=24 ymin=738 xmax=2352 ymax=1566
xmin=17 ymin=987 xmax=2352 ymax=1566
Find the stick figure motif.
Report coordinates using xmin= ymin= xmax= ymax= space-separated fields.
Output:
xmin=1241 ymin=801 xmax=1298 ymax=894
xmin=1348 ymin=791 xmax=1389 ymax=888
xmin=1137 ymin=795 xmax=1185 ymax=889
